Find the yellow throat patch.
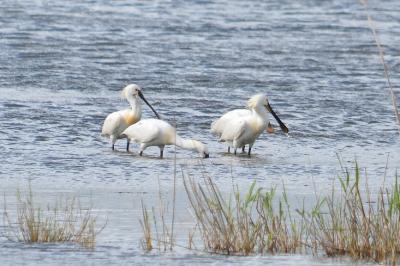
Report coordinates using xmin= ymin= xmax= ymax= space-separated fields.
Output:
xmin=123 ymin=113 xmax=139 ymax=125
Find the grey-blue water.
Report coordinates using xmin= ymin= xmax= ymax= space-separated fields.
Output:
xmin=1 ymin=0 xmax=399 ymax=265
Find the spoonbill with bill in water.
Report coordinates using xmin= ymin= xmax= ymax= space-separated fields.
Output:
xmin=121 ymin=118 xmax=209 ymax=159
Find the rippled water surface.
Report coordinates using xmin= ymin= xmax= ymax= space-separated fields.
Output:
xmin=1 ymin=0 xmax=400 ymax=265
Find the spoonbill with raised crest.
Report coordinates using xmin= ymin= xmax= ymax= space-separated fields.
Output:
xmin=101 ymin=84 xmax=160 ymax=151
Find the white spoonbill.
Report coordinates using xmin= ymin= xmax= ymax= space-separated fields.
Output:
xmin=121 ymin=119 xmax=209 ymax=159
xmin=101 ymin=84 xmax=160 ymax=151
xmin=211 ymin=109 xmax=275 ymax=153
xmin=215 ymin=94 xmax=288 ymax=156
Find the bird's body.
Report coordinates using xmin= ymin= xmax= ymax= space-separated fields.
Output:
xmin=101 ymin=84 xmax=159 ymax=151
xmin=101 ymin=107 xmax=141 ymax=147
xmin=122 ymin=119 xmax=209 ymax=158
xmin=213 ymin=94 xmax=288 ymax=156
xmin=211 ymin=109 xmax=251 ymax=137
xmin=211 ymin=109 xmax=275 ymax=153
xmin=219 ymin=106 xmax=268 ymax=154
xmin=211 ymin=109 xmax=251 ymax=153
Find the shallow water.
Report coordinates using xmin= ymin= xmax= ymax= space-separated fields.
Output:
xmin=1 ymin=0 xmax=400 ymax=265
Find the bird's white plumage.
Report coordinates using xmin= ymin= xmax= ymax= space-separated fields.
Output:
xmin=122 ymin=119 xmax=166 ymax=145
xmin=101 ymin=84 xmax=143 ymax=150
xmin=211 ymin=109 xmax=251 ymax=138
xmin=122 ymin=119 xmax=209 ymax=158
xmin=212 ymin=94 xmax=274 ymax=155
xmin=102 ymin=109 xmax=140 ymax=138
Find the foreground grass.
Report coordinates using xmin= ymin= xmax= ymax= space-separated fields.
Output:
xmin=302 ymin=163 xmax=400 ymax=264
xmin=3 ymin=186 xmax=104 ymax=248
xmin=139 ymin=178 xmax=175 ymax=252
xmin=141 ymin=162 xmax=400 ymax=264
xmin=184 ymin=175 xmax=304 ymax=255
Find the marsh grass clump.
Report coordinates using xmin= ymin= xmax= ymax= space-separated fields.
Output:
xmin=183 ymin=175 xmax=305 ymax=255
xmin=139 ymin=178 xmax=174 ymax=252
xmin=301 ymin=163 xmax=400 ymax=264
xmin=3 ymin=186 xmax=103 ymax=249
xmin=140 ymin=162 xmax=400 ymax=264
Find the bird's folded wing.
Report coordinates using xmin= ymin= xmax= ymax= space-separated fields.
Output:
xmin=123 ymin=121 xmax=160 ymax=143
xmin=101 ymin=112 xmax=122 ymax=135
xmin=211 ymin=109 xmax=251 ymax=136
xmin=220 ymin=119 xmax=246 ymax=141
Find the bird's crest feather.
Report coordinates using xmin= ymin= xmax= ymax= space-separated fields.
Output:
xmin=120 ymin=86 xmax=128 ymax=99
xmin=247 ymin=94 xmax=265 ymax=109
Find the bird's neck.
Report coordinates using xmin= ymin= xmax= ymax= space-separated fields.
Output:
xmin=252 ymin=106 xmax=269 ymax=121
xmin=127 ymin=95 xmax=141 ymax=113
xmin=251 ymin=106 xmax=269 ymax=131
xmin=174 ymin=135 xmax=197 ymax=151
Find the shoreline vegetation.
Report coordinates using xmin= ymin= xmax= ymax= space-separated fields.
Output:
xmin=2 ymin=185 xmax=104 ymax=249
xmin=2 ymin=161 xmax=399 ymax=264
xmin=140 ymin=161 xmax=400 ymax=265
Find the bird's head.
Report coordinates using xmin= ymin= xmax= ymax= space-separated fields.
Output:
xmin=247 ymin=93 xmax=269 ymax=109
xmin=192 ymin=140 xmax=209 ymax=158
xmin=121 ymin=84 xmax=160 ymax=119
xmin=248 ymin=93 xmax=289 ymax=133
xmin=121 ymin=84 xmax=141 ymax=99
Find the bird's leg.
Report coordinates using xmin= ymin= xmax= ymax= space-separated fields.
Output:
xmin=228 ymin=147 xmax=231 ymax=153
xmin=234 ymin=148 xmax=237 ymax=155
xmin=139 ymin=143 xmax=146 ymax=157
xmin=159 ymin=146 xmax=164 ymax=159
xmin=242 ymin=146 xmax=246 ymax=153
xmin=126 ymin=139 xmax=130 ymax=152
xmin=110 ymin=136 xmax=116 ymax=150
xmin=248 ymin=146 xmax=252 ymax=157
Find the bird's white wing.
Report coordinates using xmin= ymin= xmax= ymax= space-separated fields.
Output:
xmin=101 ymin=111 xmax=122 ymax=136
xmin=219 ymin=119 xmax=247 ymax=142
xmin=101 ymin=109 xmax=134 ymax=138
xmin=211 ymin=109 xmax=251 ymax=136
xmin=122 ymin=120 xmax=160 ymax=143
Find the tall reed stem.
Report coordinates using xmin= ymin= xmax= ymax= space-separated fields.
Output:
xmin=360 ymin=0 xmax=400 ymax=132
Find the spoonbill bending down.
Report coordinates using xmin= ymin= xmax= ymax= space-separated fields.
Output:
xmin=101 ymin=84 xmax=160 ymax=151
xmin=211 ymin=109 xmax=275 ymax=153
xmin=213 ymin=94 xmax=288 ymax=156
xmin=121 ymin=119 xmax=209 ymax=159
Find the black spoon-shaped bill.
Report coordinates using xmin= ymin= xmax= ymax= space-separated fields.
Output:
xmin=138 ymin=90 xmax=160 ymax=119
xmin=266 ymin=103 xmax=289 ymax=133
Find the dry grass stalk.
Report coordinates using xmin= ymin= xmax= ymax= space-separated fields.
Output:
xmin=301 ymin=163 xmax=400 ymax=264
xmin=3 ymin=186 xmax=103 ymax=249
xmin=139 ymin=177 xmax=174 ymax=251
xmin=187 ymin=224 xmax=197 ymax=250
xmin=170 ymin=118 xmax=177 ymax=251
xmin=360 ymin=0 xmax=400 ymax=130
xmin=139 ymin=199 xmax=153 ymax=251
xmin=183 ymin=174 xmax=305 ymax=255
